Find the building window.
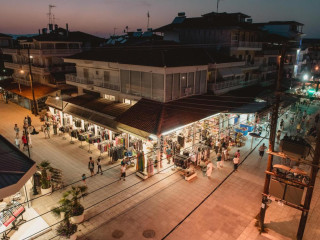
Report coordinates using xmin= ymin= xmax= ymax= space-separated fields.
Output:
xmin=103 ymin=94 xmax=115 ymax=101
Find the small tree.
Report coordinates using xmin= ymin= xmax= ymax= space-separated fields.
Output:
xmin=52 ymin=185 xmax=87 ymax=238
xmin=37 ymin=160 xmax=52 ymax=189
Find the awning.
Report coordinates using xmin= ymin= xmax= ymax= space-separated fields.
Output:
xmin=45 ymin=96 xmax=68 ymax=111
xmin=0 ymin=135 xmax=36 ymax=199
xmin=117 ymin=124 xmax=151 ymax=140
xmin=0 ymin=80 xmax=58 ymax=100
xmin=218 ymin=68 xmax=234 ymax=78
xmin=64 ymin=104 xmax=120 ymax=133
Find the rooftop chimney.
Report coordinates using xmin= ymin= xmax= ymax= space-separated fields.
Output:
xmin=42 ymin=28 xmax=48 ymax=34
xmin=54 ymin=24 xmax=58 ymax=31
xmin=38 ymin=29 xmax=41 ymax=35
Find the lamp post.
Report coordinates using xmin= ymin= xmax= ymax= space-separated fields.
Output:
xmin=27 ymin=47 xmax=38 ymax=116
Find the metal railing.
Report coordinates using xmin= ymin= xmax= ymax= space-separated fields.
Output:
xmin=93 ymin=79 xmax=120 ymax=91
xmin=214 ymin=79 xmax=243 ymax=90
xmin=238 ymin=41 xmax=262 ymax=48
xmin=2 ymin=48 xmax=82 ymax=56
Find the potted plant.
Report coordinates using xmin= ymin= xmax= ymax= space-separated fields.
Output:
xmin=68 ymin=186 xmax=87 ymax=224
xmin=37 ymin=160 xmax=52 ymax=195
xmin=52 ymin=186 xmax=87 ymax=240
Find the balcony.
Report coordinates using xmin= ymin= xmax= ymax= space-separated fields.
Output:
xmin=232 ymin=41 xmax=262 ymax=50
xmin=66 ymin=74 xmax=120 ymax=91
xmin=65 ymin=74 xmax=93 ymax=85
xmin=2 ymin=48 xmax=82 ymax=57
xmin=214 ymin=79 xmax=243 ymax=91
xmin=4 ymin=62 xmax=50 ymax=75
xmin=243 ymin=79 xmax=258 ymax=86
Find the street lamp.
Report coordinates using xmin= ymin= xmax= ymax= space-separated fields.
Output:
xmin=27 ymin=47 xmax=38 ymax=116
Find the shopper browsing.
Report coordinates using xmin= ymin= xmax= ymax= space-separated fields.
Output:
xmin=120 ymin=163 xmax=126 ymax=181
xmin=88 ymin=157 xmax=95 ymax=176
xmin=258 ymin=143 xmax=267 ymax=160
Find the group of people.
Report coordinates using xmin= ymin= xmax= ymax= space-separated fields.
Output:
xmin=82 ymin=156 xmax=127 ymax=185
xmin=14 ymin=115 xmax=33 ymax=151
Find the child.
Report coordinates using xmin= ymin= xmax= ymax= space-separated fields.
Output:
xmin=82 ymin=174 xmax=87 ymax=185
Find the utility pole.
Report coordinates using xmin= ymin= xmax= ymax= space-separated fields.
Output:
xmin=259 ymin=41 xmax=287 ymax=232
xmin=147 ymin=11 xmax=150 ymax=29
xmin=27 ymin=47 xmax=38 ymax=116
xmin=296 ymin=126 xmax=320 ymax=239
xmin=217 ymin=0 xmax=221 ymax=13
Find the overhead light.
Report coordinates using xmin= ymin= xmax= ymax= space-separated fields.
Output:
xmin=20 ymin=70 xmax=24 ymax=74
xmin=303 ymin=74 xmax=308 ymax=81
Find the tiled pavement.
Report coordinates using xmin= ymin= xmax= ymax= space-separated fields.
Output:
xmin=0 ymin=99 xmax=320 ymax=240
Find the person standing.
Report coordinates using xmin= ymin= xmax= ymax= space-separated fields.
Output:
xmin=206 ymin=161 xmax=213 ymax=178
xmin=28 ymin=133 xmax=32 ymax=148
xmin=166 ymin=146 xmax=172 ymax=164
xmin=276 ymin=130 xmax=281 ymax=144
xmin=280 ymin=119 xmax=284 ymax=131
xmin=235 ymin=149 xmax=240 ymax=159
xmin=97 ymin=158 xmax=103 ymax=175
xmin=216 ymin=152 xmax=222 ymax=169
xmin=296 ymin=123 xmax=301 ymax=134
xmin=46 ymin=123 xmax=51 ymax=139
xmin=14 ymin=124 xmax=19 ymax=137
xmin=258 ymin=143 xmax=267 ymax=160
xmin=22 ymin=133 xmax=28 ymax=151
xmin=233 ymin=155 xmax=240 ymax=171
xmin=53 ymin=121 xmax=58 ymax=135
xmin=27 ymin=115 xmax=32 ymax=127
xmin=15 ymin=136 xmax=20 ymax=149
xmin=88 ymin=157 xmax=95 ymax=176
xmin=120 ymin=163 xmax=126 ymax=181
xmin=82 ymin=174 xmax=87 ymax=186
xmin=23 ymin=117 xmax=28 ymax=129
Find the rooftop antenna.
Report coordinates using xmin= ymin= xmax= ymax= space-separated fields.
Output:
xmin=147 ymin=11 xmax=150 ymax=30
xmin=47 ymin=4 xmax=56 ymax=26
xmin=217 ymin=0 xmax=221 ymax=13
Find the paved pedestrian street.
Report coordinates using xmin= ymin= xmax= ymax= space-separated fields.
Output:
xmin=0 ymin=99 xmax=320 ymax=240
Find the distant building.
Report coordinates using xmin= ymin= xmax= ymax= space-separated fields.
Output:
xmin=0 ymin=33 xmax=13 ymax=79
xmin=2 ymin=24 xmax=105 ymax=87
xmin=64 ymin=46 xmax=243 ymax=103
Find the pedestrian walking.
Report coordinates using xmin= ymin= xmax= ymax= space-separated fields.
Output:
xmin=206 ymin=161 xmax=213 ymax=178
xmin=166 ymin=146 xmax=172 ymax=164
xmin=88 ymin=157 xmax=95 ymax=176
xmin=258 ymin=143 xmax=267 ymax=160
xmin=82 ymin=174 xmax=87 ymax=185
xmin=97 ymin=158 xmax=103 ymax=175
xmin=276 ymin=130 xmax=281 ymax=144
xmin=216 ymin=152 xmax=222 ymax=169
xmin=27 ymin=115 xmax=32 ymax=126
xmin=15 ymin=136 xmax=20 ymax=149
xmin=120 ymin=163 xmax=126 ymax=181
xmin=53 ymin=121 xmax=58 ymax=135
xmin=233 ymin=156 xmax=240 ymax=171
xmin=14 ymin=124 xmax=19 ymax=137
xmin=22 ymin=133 xmax=28 ymax=151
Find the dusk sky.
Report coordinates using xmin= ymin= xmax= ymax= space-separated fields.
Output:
xmin=1 ymin=0 xmax=320 ymax=38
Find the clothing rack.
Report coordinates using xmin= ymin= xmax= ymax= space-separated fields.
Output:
xmin=173 ymin=154 xmax=190 ymax=169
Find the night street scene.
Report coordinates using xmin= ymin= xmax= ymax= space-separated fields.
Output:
xmin=1 ymin=0 xmax=320 ymax=239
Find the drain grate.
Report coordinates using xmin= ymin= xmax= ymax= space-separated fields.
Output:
xmin=143 ymin=229 xmax=156 ymax=238
xmin=112 ymin=230 xmax=124 ymax=239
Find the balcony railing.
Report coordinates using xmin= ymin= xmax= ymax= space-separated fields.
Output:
xmin=93 ymin=79 xmax=120 ymax=91
xmin=4 ymin=62 xmax=50 ymax=75
xmin=214 ymin=79 xmax=243 ymax=90
xmin=2 ymin=48 xmax=82 ymax=56
xmin=232 ymin=41 xmax=262 ymax=49
xmin=66 ymin=74 xmax=93 ymax=85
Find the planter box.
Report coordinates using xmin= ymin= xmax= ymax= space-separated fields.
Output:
xmin=69 ymin=232 xmax=77 ymax=240
xmin=41 ymin=186 xmax=52 ymax=195
xmin=136 ymin=171 xmax=148 ymax=180
xmin=185 ymin=172 xmax=197 ymax=181
xmin=70 ymin=213 xmax=84 ymax=224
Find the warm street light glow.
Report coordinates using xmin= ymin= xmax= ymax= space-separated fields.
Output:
xmin=20 ymin=69 xmax=24 ymax=74
xmin=55 ymin=96 xmax=59 ymax=100
xmin=315 ymin=66 xmax=319 ymax=71
xmin=29 ymin=55 xmax=33 ymax=59
xmin=303 ymin=74 xmax=308 ymax=81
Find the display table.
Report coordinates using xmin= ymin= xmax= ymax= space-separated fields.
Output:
xmin=235 ymin=128 xmax=248 ymax=136
xmin=240 ymin=124 xmax=254 ymax=132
